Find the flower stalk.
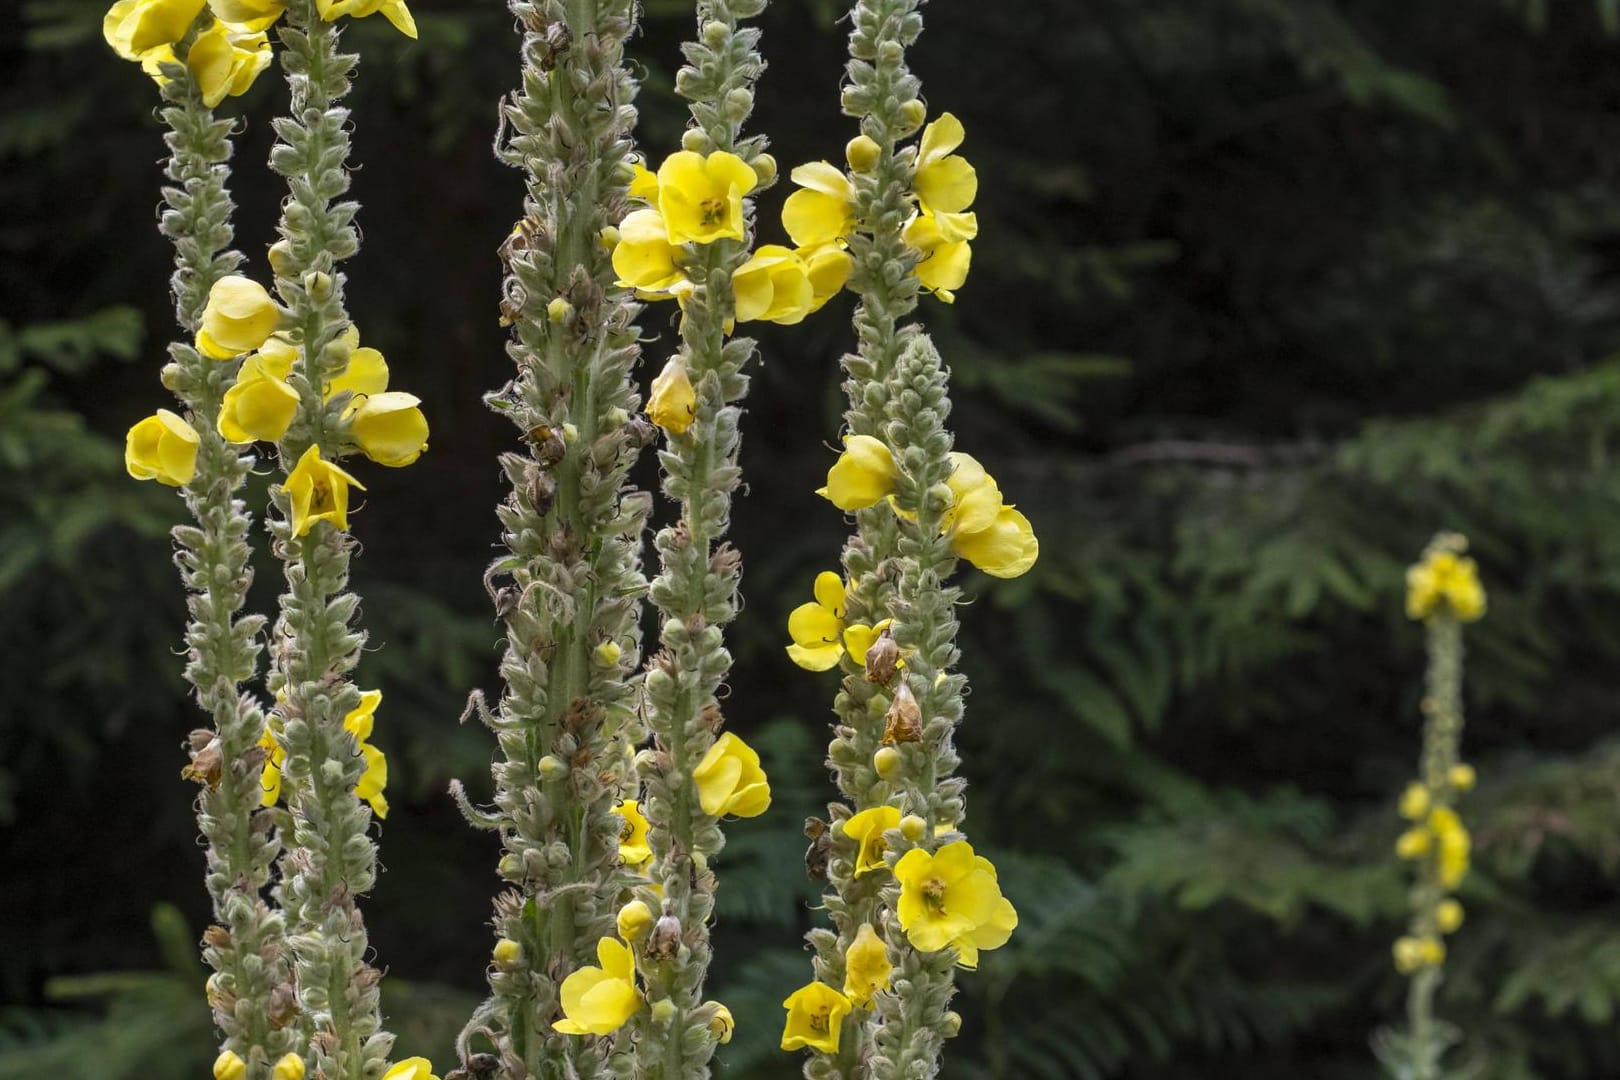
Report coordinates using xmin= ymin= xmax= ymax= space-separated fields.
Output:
xmin=632 ymin=1 xmax=773 ymax=1075
xmin=260 ymin=3 xmax=394 ymax=1076
xmin=450 ymin=0 xmax=650 ymax=1075
xmin=155 ymin=20 xmax=297 ymax=1075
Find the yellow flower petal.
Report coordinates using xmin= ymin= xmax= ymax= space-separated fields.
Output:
xmin=842 ymin=923 xmax=892 ymax=1006
xmin=732 ymin=245 xmax=814 ymax=326
xmin=218 ymin=357 xmax=300 ymax=443
xmin=198 ymin=275 xmax=280 ymax=358
xmin=656 ymin=150 xmax=756 ymax=245
xmin=820 ymin=434 xmax=897 ymax=511
xmin=613 ymin=209 xmax=687 ymax=292
xmin=646 ymin=357 xmax=697 ymax=435
xmin=327 ymin=345 xmax=390 ymax=400
xmin=348 ymin=391 xmax=428 ymax=467
xmin=282 ymin=443 xmax=366 ymax=537
xmin=780 ymin=982 xmax=852 ymax=1054
xmin=692 ymin=732 xmax=771 ymax=818
xmin=952 ymin=505 xmax=1039 ymax=579
xmin=125 ymin=408 xmax=200 ymax=486
xmin=379 ymin=1058 xmax=439 ymax=1080
xmin=843 ymin=805 xmax=900 ymax=877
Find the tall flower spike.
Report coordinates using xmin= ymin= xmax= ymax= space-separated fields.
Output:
xmin=450 ymin=0 xmax=649 ymax=1077
xmin=110 ymin=4 xmax=297 ymax=1066
xmin=1376 ymin=532 xmax=1485 ymax=1080
xmin=795 ymin=2 xmax=1032 ymax=1076
xmin=632 ymin=0 xmax=775 ymax=1075
xmin=259 ymin=1 xmax=404 ymax=1076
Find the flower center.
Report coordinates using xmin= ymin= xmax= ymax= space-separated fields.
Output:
xmin=309 ymin=481 xmax=335 ymax=515
xmin=922 ymin=877 xmax=948 ymax=914
xmin=699 ymin=197 xmax=727 ymax=226
xmin=620 ymin=819 xmax=635 ymax=842
xmin=808 ymin=1005 xmax=831 ymax=1033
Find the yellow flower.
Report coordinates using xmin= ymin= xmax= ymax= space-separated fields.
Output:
xmin=218 ymin=355 xmax=300 ymax=444
xmin=325 ymin=331 xmax=390 ymax=400
xmin=786 ymin=572 xmax=847 ymax=671
xmin=208 ymin=0 xmax=285 ymax=31
xmin=893 ymin=840 xmax=1018 ymax=969
xmin=197 ymin=275 xmax=281 ymax=359
xmin=782 ymin=162 xmax=856 ymax=248
xmin=1394 ymin=828 xmax=1430 ymax=860
xmin=798 ymin=242 xmax=854 ymax=313
xmin=646 ymin=358 xmax=697 ymax=435
xmin=615 ymin=799 xmax=652 ymax=867
xmin=347 ymin=391 xmax=428 ymax=467
xmin=818 ymin=434 xmax=898 ymax=511
xmin=213 ymin=1050 xmax=247 ymax=1080
xmin=125 ymin=409 xmax=200 ymax=486
xmin=1406 ymin=548 xmax=1486 ymax=623
xmin=733 ymin=245 xmax=814 ymax=326
xmin=343 ymin=689 xmax=381 ymax=742
xmin=941 ymin=454 xmax=1039 ymax=578
xmin=282 ymin=443 xmax=365 ymax=537
xmin=1449 ymin=764 xmax=1476 ymax=791
xmin=380 ymin=1059 xmax=439 ymax=1080
xmin=553 ymin=937 xmax=640 ymax=1036
xmin=103 ymin=0 xmax=205 ymax=60
xmin=843 ymin=805 xmax=901 ymax=877
xmin=780 ymin=982 xmax=852 ymax=1054
xmin=258 ymin=722 xmax=285 ymax=806
xmin=705 ymin=1001 xmax=735 ymax=1044
xmin=914 ymin=112 xmax=978 ymax=215
xmin=184 ymin=21 xmax=272 ymax=107
xmin=1398 ymin=782 xmax=1431 ymax=822
xmin=1392 ymin=935 xmax=1445 ymax=975
xmin=656 ymin=150 xmax=757 ymax=245
xmin=901 ymin=209 xmax=972 ymax=304
xmin=315 ymin=0 xmax=416 ymax=38
xmin=612 ymin=208 xmax=689 ymax=296
xmin=354 ymin=742 xmax=388 ymax=819
xmin=1433 ymin=811 xmax=1470 ymax=890
xmin=842 ymin=923 xmax=892 ymax=1006
xmin=271 ymin=1053 xmax=305 ymax=1080
xmin=692 ymin=732 xmax=771 ymax=818
xmin=628 ymin=157 xmax=660 ymax=202
xmin=1436 ymin=899 xmax=1465 ymax=934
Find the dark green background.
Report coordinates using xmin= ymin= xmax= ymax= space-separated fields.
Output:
xmin=9 ymin=0 xmax=1620 ymax=1076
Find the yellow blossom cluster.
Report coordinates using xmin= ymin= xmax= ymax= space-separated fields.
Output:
xmin=259 ymin=689 xmax=390 ymax=819
xmin=549 ymin=928 xmax=733 ymax=1045
xmin=811 ymin=436 xmax=1039 ymax=581
xmin=1393 ymin=764 xmax=1476 ymax=975
xmin=1395 ymin=805 xmax=1471 ymax=890
xmin=1406 ymin=545 xmax=1486 ymax=623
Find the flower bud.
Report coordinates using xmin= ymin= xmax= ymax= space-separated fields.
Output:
xmin=681 ymin=128 xmax=710 ymax=154
xmin=897 ymin=99 xmax=927 ymax=135
xmin=725 ymin=88 xmax=755 ymax=120
xmin=702 ymin=19 xmax=728 ymax=46
xmin=547 ymin=297 xmax=573 ymax=324
xmin=751 ymin=152 xmax=777 ymax=186
xmin=651 ymin=998 xmax=678 ymax=1027
xmin=595 ymin=641 xmax=622 ymax=667
xmin=617 ymin=900 xmax=655 ymax=942
xmin=492 ymin=938 xmax=522 ymax=970
xmin=599 ymin=225 xmax=621 ymax=249
xmin=874 ymin=746 xmax=902 ymax=779
xmin=303 ymin=270 xmax=333 ymax=301
xmin=214 ymin=1051 xmax=247 ymax=1080
xmin=537 ymin=755 xmax=569 ymax=782
xmin=942 ymin=1011 xmax=963 ymax=1038
xmin=1448 ymin=764 xmax=1476 ymax=791
xmin=267 ymin=239 xmax=296 ymax=278
xmin=704 ymin=1001 xmax=735 ymax=1044
xmin=899 ymin=814 xmax=926 ymax=842
xmin=1436 ymin=899 xmax=1465 ymax=934
xmin=272 ymin=1053 xmax=306 ymax=1080
xmin=847 ymin=135 xmax=881 ymax=173
xmin=498 ymin=853 xmax=524 ymax=880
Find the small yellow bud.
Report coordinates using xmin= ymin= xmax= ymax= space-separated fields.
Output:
xmin=681 ymin=128 xmax=710 ymax=153
xmin=897 ymin=99 xmax=927 ymax=135
xmin=752 ymin=152 xmax=777 ymax=186
xmin=547 ymin=297 xmax=574 ymax=324
xmin=899 ymin=814 xmax=926 ymax=842
xmin=303 ymin=269 xmax=333 ymax=301
xmin=599 ymin=225 xmax=621 ymax=249
xmin=650 ymin=998 xmax=678 ymax=1027
xmin=617 ymin=900 xmax=655 ymax=942
xmin=595 ymin=641 xmax=623 ymax=667
xmin=942 ymin=1011 xmax=963 ymax=1037
xmin=561 ymin=422 xmax=578 ymax=443
xmin=1436 ymin=899 xmax=1464 ymax=934
xmin=492 ymin=938 xmax=523 ymax=970
xmin=846 ymin=134 xmax=882 ymax=173
xmin=1449 ymin=764 xmax=1476 ymax=791
xmin=1398 ymin=783 xmax=1430 ymax=822
xmin=214 ymin=1051 xmax=247 ymax=1080
xmin=646 ymin=357 xmax=697 ymax=435
xmin=873 ymin=746 xmax=902 ymax=779
xmin=1395 ymin=828 xmax=1431 ymax=860
xmin=272 ymin=1053 xmax=306 ymax=1080
xmin=537 ymin=755 xmax=569 ymax=782
xmin=267 ymin=239 xmax=296 ymax=278
xmin=1393 ymin=935 xmax=1445 ymax=975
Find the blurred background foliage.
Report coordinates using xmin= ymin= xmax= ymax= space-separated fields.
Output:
xmin=9 ymin=0 xmax=1620 ymax=1076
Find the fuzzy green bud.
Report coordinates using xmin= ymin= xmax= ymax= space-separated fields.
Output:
xmin=874 ymin=746 xmax=902 ymax=778
xmin=267 ymin=239 xmax=295 ymax=278
xmin=303 ymin=270 xmax=332 ymax=301
xmin=900 ymin=814 xmax=927 ymax=842
xmin=681 ymin=128 xmax=711 ymax=154
xmin=897 ymin=99 xmax=927 ymax=135
xmin=537 ymin=755 xmax=569 ymax=782
xmin=751 ymin=152 xmax=777 ymax=186
xmin=651 ymin=998 xmax=678 ymax=1027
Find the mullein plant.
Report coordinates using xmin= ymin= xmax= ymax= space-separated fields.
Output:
xmin=446 ymin=0 xmax=653 ymax=1077
xmin=1376 ymin=534 xmax=1486 ymax=1080
xmin=114 ymin=0 xmax=436 ymax=1078
xmin=778 ymin=0 xmax=1036 ymax=1075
